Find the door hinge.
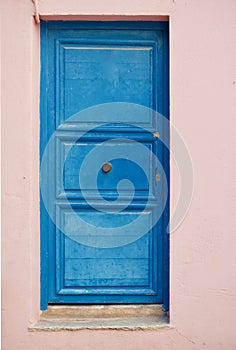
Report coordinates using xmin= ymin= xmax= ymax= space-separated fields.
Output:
xmin=153 ymin=131 xmax=160 ymax=139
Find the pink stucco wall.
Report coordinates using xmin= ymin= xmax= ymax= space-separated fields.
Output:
xmin=2 ymin=0 xmax=236 ymax=349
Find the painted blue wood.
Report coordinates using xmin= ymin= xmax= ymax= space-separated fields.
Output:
xmin=40 ymin=21 xmax=169 ymax=309
xmin=55 ymin=205 xmax=160 ymax=299
xmin=62 ymin=44 xmax=153 ymax=121
xmin=162 ymin=25 xmax=170 ymax=312
xmin=40 ymin=22 xmax=49 ymax=311
xmin=60 ymin=139 xmax=152 ymax=194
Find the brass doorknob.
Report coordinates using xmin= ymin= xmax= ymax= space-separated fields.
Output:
xmin=102 ymin=162 xmax=112 ymax=173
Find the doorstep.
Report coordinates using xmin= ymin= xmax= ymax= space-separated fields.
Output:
xmin=29 ymin=304 xmax=170 ymax=331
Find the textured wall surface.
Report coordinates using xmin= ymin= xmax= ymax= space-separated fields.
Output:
xmin=2 ymin=0 xmax=236 ymax=349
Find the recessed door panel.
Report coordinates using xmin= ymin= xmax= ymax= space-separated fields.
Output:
xmin=57 ymin=138 xmax=155 ymax=197
xmin=62 ymin=44 xmax=153 ymax=121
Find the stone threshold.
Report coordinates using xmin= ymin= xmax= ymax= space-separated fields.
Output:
xmin=29 ymin=304 xmax=169 ymax=331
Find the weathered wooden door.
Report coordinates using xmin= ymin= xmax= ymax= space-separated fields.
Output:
xmin=40 ymin=21 xmax=169 ymax=309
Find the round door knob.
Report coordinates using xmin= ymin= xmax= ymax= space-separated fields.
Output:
xmin=102 ymin=162 xmax=112 ymax=173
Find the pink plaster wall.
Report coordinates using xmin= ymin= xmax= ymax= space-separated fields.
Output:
xmin=2 ymin=0 xmax=236 ymax=349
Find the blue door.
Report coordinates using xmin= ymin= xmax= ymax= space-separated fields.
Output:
xmin=40 ymin=21 xmax=169 ymax=309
